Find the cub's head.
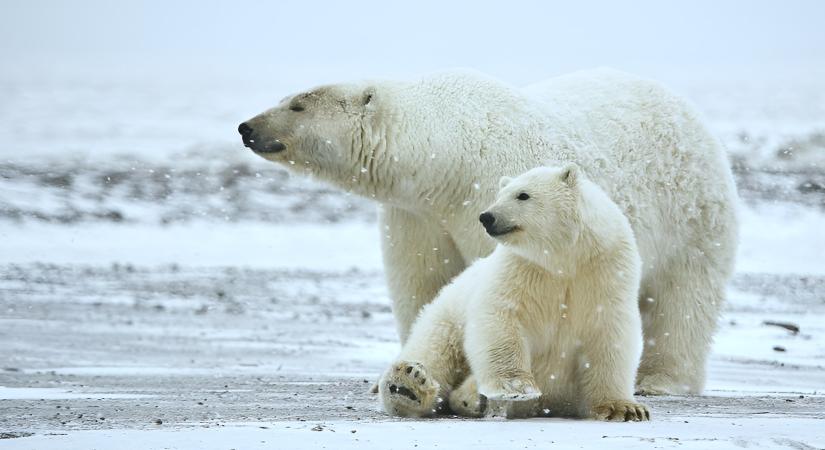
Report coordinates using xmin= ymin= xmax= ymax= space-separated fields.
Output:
xmin=238 ymin=83 xmax=380 ymax=182
xmin=479 ymin=164 xmax=583 ymax=253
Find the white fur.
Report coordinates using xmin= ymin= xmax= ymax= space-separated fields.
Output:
xmin=243 ymin=68 xmax=739 ymax=395
xmin=378 ymin=166 xmax=648 ymax=420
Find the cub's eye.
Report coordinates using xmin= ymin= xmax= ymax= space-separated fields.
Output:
xmin=289 ymin=104 xmax=305 ymax=112
xmin=516 ymin=192 xmax=530 ymax=201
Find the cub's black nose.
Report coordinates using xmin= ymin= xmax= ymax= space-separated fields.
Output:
xmin=238 ymin=122 xmax=253 ymax=138
xmin=479 ymin=212 xmax=495 ymax=228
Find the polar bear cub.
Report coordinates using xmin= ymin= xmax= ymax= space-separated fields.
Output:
xmin=378 ymin=163 xmax=649 ymax=420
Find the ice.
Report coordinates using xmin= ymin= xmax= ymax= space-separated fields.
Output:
xmin=5 ymin=418 xmax=823 ymax=450
xmin=0 ymin=387 xmax=151 ymax=400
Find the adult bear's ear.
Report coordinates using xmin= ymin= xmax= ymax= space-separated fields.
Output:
xmin=560 ymin=163 xmax=579 ymax=187
xmin=499 ymin=176 xmax=512 ymax=190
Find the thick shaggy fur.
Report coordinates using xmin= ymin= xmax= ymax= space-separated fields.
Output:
xmin=241 ymin=68 xmax=739 ymax=395
xmin=378 ymin=165 xmax=648 ymax=420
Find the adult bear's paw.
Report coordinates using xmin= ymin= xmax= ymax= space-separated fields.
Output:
xmin=635 ymin=373 xmax=690 ymax=396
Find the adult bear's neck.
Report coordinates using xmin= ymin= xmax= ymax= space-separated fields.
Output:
xmin=354 ymin=78 xmax=536 ymax=211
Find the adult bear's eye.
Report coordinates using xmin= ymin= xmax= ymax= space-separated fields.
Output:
xmin=517 ymin=192 xmax=530 ymax=201
xmin=289 ymin=104 xmax=305 ymax=112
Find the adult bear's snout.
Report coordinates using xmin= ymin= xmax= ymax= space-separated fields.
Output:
xmin=238 ymin=122 xmax=253 ymax=138
xmin=238 ymin=122 xmax=286 ymax=153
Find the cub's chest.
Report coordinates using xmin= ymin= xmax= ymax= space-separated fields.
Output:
xmin=515 ymin=281 xmax=571 ymax=328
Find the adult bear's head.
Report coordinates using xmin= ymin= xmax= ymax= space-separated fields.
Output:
xmin=238 ymin=82 xmax=398 ymax=194
xmin=238 ymin=71 xmax=526 ymax=203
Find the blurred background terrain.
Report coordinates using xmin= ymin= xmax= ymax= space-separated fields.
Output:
xmin=0 ymin=1 xmax=823 ymax=448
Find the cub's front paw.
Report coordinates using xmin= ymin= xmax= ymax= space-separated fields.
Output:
xmin=379 ymin=361 xmax=440 ymax=417
xmin=482 ymin=377 xmax=541 ymax=419
xmin=483 ymin=377 xmax=541 ymax=401
xmin=591 ymin=399 xmax=650 ymax=422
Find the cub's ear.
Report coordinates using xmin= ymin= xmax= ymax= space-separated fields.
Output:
xmin=560 ymin=163 xmax=579 ymax=187
xmin=362 ymin=87 xmax=376 ymax=107
xmin=499 ymin=176 xmax=513 ymax=190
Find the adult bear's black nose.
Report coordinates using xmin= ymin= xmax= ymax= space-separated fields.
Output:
xmin=238 ymin=122 xmax=253 ymax=138
xmin=479 ymin=212 xmax=495 ymax=228
xmin=238 ymin=121 xmax=286 ymax=153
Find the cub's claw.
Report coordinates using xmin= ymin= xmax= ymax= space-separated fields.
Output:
xmin=591 ymin=400 xmax=650 ymax=422
xmin=379 ymin=361 xmax=440 ymax=417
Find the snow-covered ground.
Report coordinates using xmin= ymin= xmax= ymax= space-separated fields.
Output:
xmin=2 ymin=54 xmax=825 ymax=450
xmin=8 ymin=418 xmax=825 ymax=450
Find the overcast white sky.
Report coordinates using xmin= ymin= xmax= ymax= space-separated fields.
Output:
xmin=2 ymin=0 xmax=824 ymax=85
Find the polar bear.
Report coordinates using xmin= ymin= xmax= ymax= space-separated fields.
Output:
xmin=377 ymin=164 xmax=649 ymax=420
xmin=238 ymin=68 xmax=739 ymax=395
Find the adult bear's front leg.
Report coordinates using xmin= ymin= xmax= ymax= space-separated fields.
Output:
xmin=380 ymin=206 xmax=466 ymax=343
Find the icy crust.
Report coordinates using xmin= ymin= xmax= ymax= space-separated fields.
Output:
xmin=0 ymin=157 xmax=376 ymax=225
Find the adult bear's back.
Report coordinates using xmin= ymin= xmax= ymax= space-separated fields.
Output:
xmin=523 ymin=68 xmax=738 ymax=278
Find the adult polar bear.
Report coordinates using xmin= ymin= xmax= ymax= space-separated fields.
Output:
xmin=238 ymin=69 xmax=739 ymax=395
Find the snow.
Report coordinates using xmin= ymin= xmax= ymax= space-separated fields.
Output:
xmin=0 ymin=222 xmax=382 ymax=270
xmin=2 ymin=2 xmax=825 ymax=448
xmin=0 ymin=199 xmax=821 ymax=274
xmin=5 ymin=418 xmax=823 ymax=450
xmin=0 ymin=387 xmax=151 ymax=400
xmin=3 ymin=196 xmax=823 ymax=448
xmin=736 ymin=203 xmax=825 ymax=275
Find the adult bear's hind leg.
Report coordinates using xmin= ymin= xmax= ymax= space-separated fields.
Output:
xmin=636 ymin=261 xmax=729 ymax=395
